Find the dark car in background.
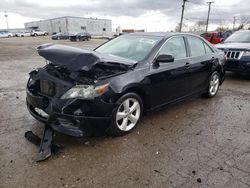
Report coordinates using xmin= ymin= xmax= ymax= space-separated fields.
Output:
xmin=26 ymin=32 xmax=225 ymax=138
xmin=51 ymin=32 xmax=70 ymax=40
xmin=216 ymin=30 xmax=250 ymax=74
xmin=69 ymin=32 xmax=91 ymax=42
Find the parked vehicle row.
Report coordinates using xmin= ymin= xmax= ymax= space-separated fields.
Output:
xmin=200 ymin=31 xmax=233 ymax=44
xmin=0 ymin=31 xmax=13 ymax=38
xmin=51 ymin=32 xmax=92 ymax=42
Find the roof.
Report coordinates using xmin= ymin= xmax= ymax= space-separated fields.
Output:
xmin=25 ymin=16 xmax=111 ymax=24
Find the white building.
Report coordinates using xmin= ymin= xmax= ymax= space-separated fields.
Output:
xmin=25 ymin=16 xmax=112 ymax=36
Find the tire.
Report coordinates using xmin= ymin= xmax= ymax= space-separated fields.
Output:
xmin=107 ymin=92 xmax=143 ymax=136
xmin=34 ymin=33 xmax=38 ymax=37
xmin=57 ymin=36 xmax=60 ymax=40
xmin=205 ymin=71 xmax=220 ymax=98
xmin=76 ymin=37 xmax=80 ymax=42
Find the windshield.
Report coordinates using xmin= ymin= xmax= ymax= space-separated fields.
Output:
xmin=224 ymin=31 xmax=250 ymax=43
xmin=95 ymin=35 xmax=161 ymax=61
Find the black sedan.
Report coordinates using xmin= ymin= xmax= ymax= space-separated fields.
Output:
xmin=69 ymin=32 xmax=91 ymax=42
xmin=216 ymin=30 xmax=250 ymax=74
xmin=51 ymin=32 xmax=70 ymax=40
xmin=26 ymin=32 xmax=225 ymax=137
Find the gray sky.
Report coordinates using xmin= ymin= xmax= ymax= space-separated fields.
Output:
xmin=0 ymin=0 xmax=250 ymax=31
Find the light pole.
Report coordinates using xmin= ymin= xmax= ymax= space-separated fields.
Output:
xmin=205 ymin=1 xmax=214 ymax=32
xmin=179 ymin=0 xmax=187 ymax=32
xmin=4 ymin=11 xmax=9 ymax=30
xmin=233 ymin=16 xmax=236 ymax=30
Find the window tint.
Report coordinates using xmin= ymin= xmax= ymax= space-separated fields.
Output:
xmin=187 ymin=36 xmax=206 ymax=57
xmin=159 ymin=37 xmax=187 ymax=59
xmin=203 ymin=42 xmax=213 ymax=54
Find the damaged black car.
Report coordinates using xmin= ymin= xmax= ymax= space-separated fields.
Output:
xmin=26 ymin=33 xmax=225 ymax=138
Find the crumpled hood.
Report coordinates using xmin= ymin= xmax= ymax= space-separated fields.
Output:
xmin=37 ymin=44 xmax=137 ymax=71
xmin=216 ymin=43 xmax=250 ymax=50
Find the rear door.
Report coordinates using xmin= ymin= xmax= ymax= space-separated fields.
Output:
xmin=185 ymin=36 xmax=215 ymax=94
xmin=148 ymin=36 xmax=190 ymax=108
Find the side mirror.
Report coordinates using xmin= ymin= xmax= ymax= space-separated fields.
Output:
xmin=155 ymin=54 xmax=174 ymax=63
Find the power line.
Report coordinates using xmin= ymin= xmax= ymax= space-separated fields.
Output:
xmin=187 ymin=0 xmax=206 ymax=6
xmin=205 ymin=1 xmax=214 ymax=32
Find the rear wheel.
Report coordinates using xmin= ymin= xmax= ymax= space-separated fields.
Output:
xmin=107 ymin=93 xmax=143 ymax=136
xmin=206 ymin=71 xmax=220 ymax=97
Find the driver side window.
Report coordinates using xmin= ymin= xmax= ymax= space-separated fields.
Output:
xmin=159 ymin=37 xmax=187 ymax=59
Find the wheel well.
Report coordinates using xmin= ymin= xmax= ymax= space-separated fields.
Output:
xmin=214 ymin=68 xmax=224 ymax=84
xmin=118 ymin=87 xmax=147 ymax=111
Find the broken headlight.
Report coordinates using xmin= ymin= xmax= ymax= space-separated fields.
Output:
xmin=61 ymin=84 xmax=109 ymax=100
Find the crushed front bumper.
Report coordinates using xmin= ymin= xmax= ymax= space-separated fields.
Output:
xmin=26 ymin=89 xmax=118 ymax=137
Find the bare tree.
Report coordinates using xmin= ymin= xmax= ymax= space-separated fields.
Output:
xmin=189 ymin=21 xmax=206 ymax=32
xmin=175 ymin=23 xmax=188 ymax=32
xmin=237 ymin=15 xmax=250 ymax=30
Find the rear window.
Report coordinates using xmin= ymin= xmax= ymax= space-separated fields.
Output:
xmin=187 ymin=36 xmax=206 ymax=57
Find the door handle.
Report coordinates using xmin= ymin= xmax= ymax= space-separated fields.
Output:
xmin=185 ymin=62 xmax=190 ymax=69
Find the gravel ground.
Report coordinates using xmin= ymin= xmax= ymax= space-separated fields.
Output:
xmin=0 ymin=36 xmax=250 ymax=188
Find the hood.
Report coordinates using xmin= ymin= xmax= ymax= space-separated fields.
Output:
xmin=216 ymin=42 xmax=250 ymax=51
xmin=37 ymin=44 xmax=137 ymax=72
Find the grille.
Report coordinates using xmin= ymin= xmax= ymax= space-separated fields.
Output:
xmin=224 ymin=51 xmax=243 ymax=60
xmin=40 ymin=80 xmax=65 ymax=96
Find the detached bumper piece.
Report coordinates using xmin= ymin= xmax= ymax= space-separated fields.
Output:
xmin=35 ymin=125 xmax=53 ymax=162
xmin=25 ymin=125 xmax=61 ymax=162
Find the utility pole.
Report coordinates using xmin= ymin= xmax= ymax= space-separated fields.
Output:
xmin=4 ymin=11 xmax=9 ymax=30
xmin=233 ymin=16 xmax=236 ymax=30
xmin=205 ymin=1 xmax=214 ymax=32
xmin=179 ymin=0 xmax=187 ymax=32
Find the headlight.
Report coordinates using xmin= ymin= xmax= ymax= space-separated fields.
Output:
xmin=61 ymin=83 xmax=109 ymax=100
xmin=28 ymin=78 xmax=36 ymax=87
xmin=242 ymin=51 xmax=250 ymax=57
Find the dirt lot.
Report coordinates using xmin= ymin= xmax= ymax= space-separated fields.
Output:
xmin=0 ymin=36 xmax=250 ymax=188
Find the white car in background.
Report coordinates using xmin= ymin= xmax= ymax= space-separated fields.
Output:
xmin=17 ymin=31 xmax=31 ymax=37
xmin=0 ymin=31 xmax=13 ymax=38
xmin=31 ymin=29 xmax=48 ymax=36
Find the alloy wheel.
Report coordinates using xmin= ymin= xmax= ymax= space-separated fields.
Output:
xmin=116 ymin=98 xmax=141 ymax=131
xmin=209 ymin=73 xmax=219 ymax=96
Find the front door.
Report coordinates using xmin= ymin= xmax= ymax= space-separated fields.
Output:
xmin=147 ymin=36 xmax=191 ymax=109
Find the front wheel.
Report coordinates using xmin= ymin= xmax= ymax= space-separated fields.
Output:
xmin=205 ymin=71 xmax=220 ymax=97
xmin=107 ymin=93 xmax=143 ymax=136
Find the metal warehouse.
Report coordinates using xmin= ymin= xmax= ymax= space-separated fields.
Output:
xmin=24 ymin=16 xmax=112 ymax=36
